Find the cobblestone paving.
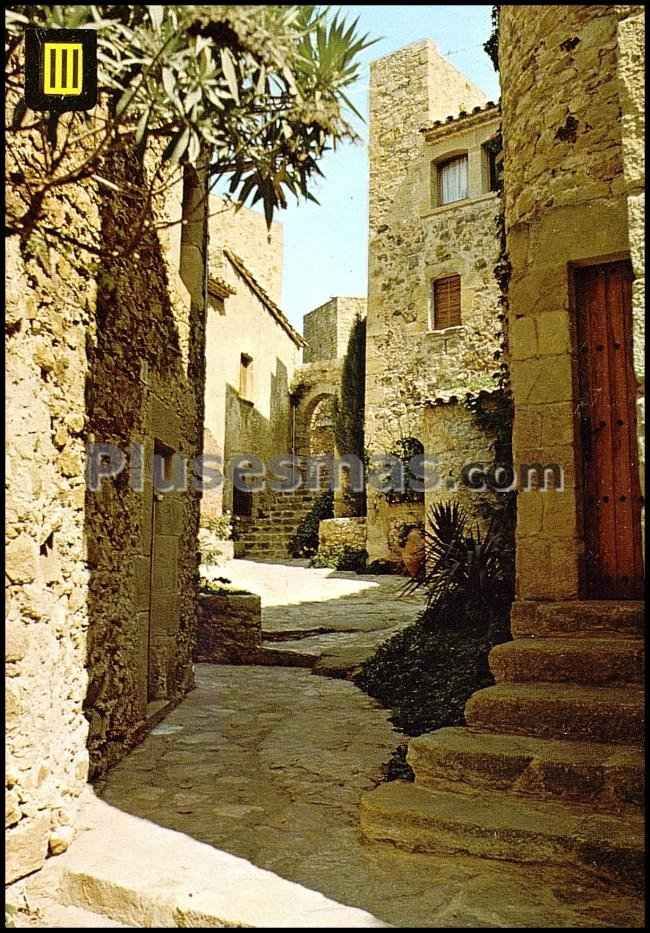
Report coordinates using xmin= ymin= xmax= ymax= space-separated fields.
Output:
xmin=214 ymin=558 xmax=424 ymax=672
xmin=98 ymin=568 xmax=643 ymax=930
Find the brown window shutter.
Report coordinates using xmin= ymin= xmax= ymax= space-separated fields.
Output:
xmin=433 ymin=275 xmax=461 ymax=329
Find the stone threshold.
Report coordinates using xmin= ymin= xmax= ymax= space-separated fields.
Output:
xmin=26 ymin=789 xmax=390 ymax=928
xmin=129 ymin=697 xmax=185 ymax=749
xmin=263 ymin=625 xmax=342 ymax=641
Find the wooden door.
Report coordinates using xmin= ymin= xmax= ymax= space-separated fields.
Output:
xmin=147 ymin=441 xmax=178 ymax=702
xmin=575 ymin=260 xmax=643 ymax=599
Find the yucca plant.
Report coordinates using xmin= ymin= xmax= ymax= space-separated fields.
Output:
xmin=402 ymin=501 xmax=514 ymax=618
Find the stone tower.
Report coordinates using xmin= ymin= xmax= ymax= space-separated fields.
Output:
xmin=365 ymin=41 xmax=496 ymax=561
xmin=368 ymin=39 xmax=488 ymax=237
xmin=360 ymin=7 xmax=644 ymax=895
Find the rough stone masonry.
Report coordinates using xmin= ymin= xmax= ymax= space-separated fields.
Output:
xmin=6 ymin=96 xmax=209 ymax=882
xmin=364 ymin=40 xmax=503 ymax=561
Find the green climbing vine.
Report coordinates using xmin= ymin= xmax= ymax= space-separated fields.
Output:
xmin=465 ymin=14 xmax=514 ymax=534
xmin=483 ymin=5 xmax=500 ymax=73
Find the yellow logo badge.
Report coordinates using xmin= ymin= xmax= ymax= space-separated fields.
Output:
xmin=43 ymin=42 xmax=83 ymax=95
xmin=25 ymin=28 xmax=97 ymax=112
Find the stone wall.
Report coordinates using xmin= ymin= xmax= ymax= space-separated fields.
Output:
xmin=303 ymin=296 xmax=367 ymax=364
xmin=318 ymin=518 xmax=367 ymax=553
xmin=366 ymin=501 xmax=425 ymax=567
xmin=203 ymin=198 xmax=301 ymax=518
xmin=208 ymin=195 xmax=283 ymax=304
xmin=422 ymin=398 xmax=499 ymax=527
xmin=6 ymin=161 xmax=96 ymax=883
xmin=366 ymin=189 xmax=501 ymax=450
xmin=303 ymin=298 xmax=337 ymax=363
xmin=291 ymin=359 xmax=343 ymax=458
xmin=616 ymin=8 xmax=645 ymax=547
xmin=499 ymin=4 xmax=645 ymax=600
xmin=84 ymin=152 xmax=206 ymax=777
xmin=6 ymin=107 xmax=207 ymax=881
xmin=195 ymin=592 xmax=262 ymax=664
xmin=235 ymin=359 xmax=340 ymax=560
xmin=365 ymin=40 xmax=501 ymax=561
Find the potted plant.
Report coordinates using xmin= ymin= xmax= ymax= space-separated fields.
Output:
xmin=396 ymin=521 xmax=425 ymax=577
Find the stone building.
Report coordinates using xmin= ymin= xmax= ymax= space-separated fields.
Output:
xmin=6 ymin=115 xmax=209 ymax=880
xmin=501 ymin=3 xmax=645 ymax=606
xmin=236 ymin=295 xmax=367 ymax=558
xmin=361 ymin=4 xmax=644 ymax=891
xmin=296 ymin=296 xmax=367 ymax=467
xmin=302 ymin=296 xmax=367 ymax=365
xmin=201 ymin=197 xmax=304 ymax=522
xmin=364 ymin=40 xmax=502 ymax=562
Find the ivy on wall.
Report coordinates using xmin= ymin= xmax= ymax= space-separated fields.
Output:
xmin=484 ymin=5 xmax=500 ymax=73
xmin=333 ymin=314 xmax=366 ymax=516
xmin=464 ymin=19 xmax=515 ymax=534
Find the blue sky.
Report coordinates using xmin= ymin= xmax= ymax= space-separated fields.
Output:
xmin=222 ymin=5 xmax=500 ymax=329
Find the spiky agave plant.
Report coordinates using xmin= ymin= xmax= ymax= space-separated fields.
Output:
xmin=402 ymin=501 xmax=514 ymax=619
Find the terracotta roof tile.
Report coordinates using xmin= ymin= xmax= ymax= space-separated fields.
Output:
xmin=420 ymin=100 xmax=500 ymax=135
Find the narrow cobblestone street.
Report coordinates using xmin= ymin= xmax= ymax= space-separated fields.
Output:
xmin=93 ymin=561 xmax=643 ymax=928
xmin=212 ymin=558 xmax=425 ymax=672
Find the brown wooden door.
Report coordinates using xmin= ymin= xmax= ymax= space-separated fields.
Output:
xmin=575 ymin=260 xmax=643 ymax=599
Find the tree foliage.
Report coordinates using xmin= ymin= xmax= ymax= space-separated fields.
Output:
xmin=354 ymin=605 xmax=510 ymax=736
xmin=288 ymin=489 xmax=334 ymax=558
xmin=402 ymin=501 xmax=515 ymax=616
xmin=5 ymin=5 xmax=377 ymax=235
xmin=333 ymin=313 xmax=366 ymax=515
xmin=483 ymin=5 xmax=500 ymax=72
xmin=334 ymin=313 xmax=366 ymax=459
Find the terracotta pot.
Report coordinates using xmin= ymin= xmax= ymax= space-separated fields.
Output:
xmin=401 ymin=528 xmax=425 ymax=578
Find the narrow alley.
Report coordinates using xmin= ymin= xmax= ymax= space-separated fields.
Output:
xmin=78 ymin=561 xmax=642 ymax=928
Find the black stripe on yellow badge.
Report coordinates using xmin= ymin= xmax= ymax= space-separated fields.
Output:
xmin=25 ymin=28 xmax=97 ymax=112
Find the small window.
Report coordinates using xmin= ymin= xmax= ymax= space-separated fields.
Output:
xmin=432 ymin=275 xmax=461 ymax=330
xmin=233 ymin=482 xmax=252 ymax=517
xmin=438 ymin=155 xmax=468 ymax=205
xmin=239 ymin=353 xmax=253 ymax=400
xmin=153 ymin=440 xmax=176 ymax=493
xmin=483 ymin=138 xmax=502 ymax=192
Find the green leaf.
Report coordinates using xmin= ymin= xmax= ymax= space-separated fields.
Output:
xmin=184 ymin=86 xmax=202 ymax=114
xmin=238 ymin=173 xmax=258 ymax=206
xmin=115 ymin=86 xmax=136 ymax=117
xmin=162 ymin=68 xmax=177 ymax=102
xmin=147 ymin=6 xmax=164 ymax=31
xmin=134 ymin=106 xmax=151 ymax=146
xmin=5 ymin=10 xmax=30 ymax=24
xmin=220 ymin=48 xmax=239 ymax=104
xmin=163 ymin=127 xmax=190 ymax=165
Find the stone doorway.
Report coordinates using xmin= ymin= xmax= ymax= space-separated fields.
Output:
xmin=574 ymin=259 xmax=644 ymax=599
xmin=147 ymin=440 xmax=181 ymax=706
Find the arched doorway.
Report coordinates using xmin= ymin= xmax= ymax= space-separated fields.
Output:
xmin=308 ymin=395 xmax=337 ymax=456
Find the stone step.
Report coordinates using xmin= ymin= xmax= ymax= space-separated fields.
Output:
xmin=311 ymin=647 xmax=372 ymax=680
xmin=489 ymin=637 xmax=644 ymax=685
xmin=253 ymin=645 xmax=319 ymax=668
xmin=243 ymin=548 xmax=291 ymax=556
xmin=465 ymin=684 xmax=644 ymax=745
xmin=407 ymin=727 xmax=644 ymax=810
xmin=49 ymin=790 xmax=388 ymax=928
xmin=360 ymin=782 xmax=644 ymax=890
xmin=511 ymin=601 xmax=644 ymax=639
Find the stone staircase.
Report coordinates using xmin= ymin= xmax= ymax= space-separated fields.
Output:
xmin=237 ymin=460 xmax=333 ymax=559
xmin=360 ymin=600 xmax=645 ymax=891
xmin=237 ymin=487 xmax=324 ymax=558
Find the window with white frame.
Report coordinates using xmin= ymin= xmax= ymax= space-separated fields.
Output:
xmin=437 ymin=155 xmax=468 ymax=205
